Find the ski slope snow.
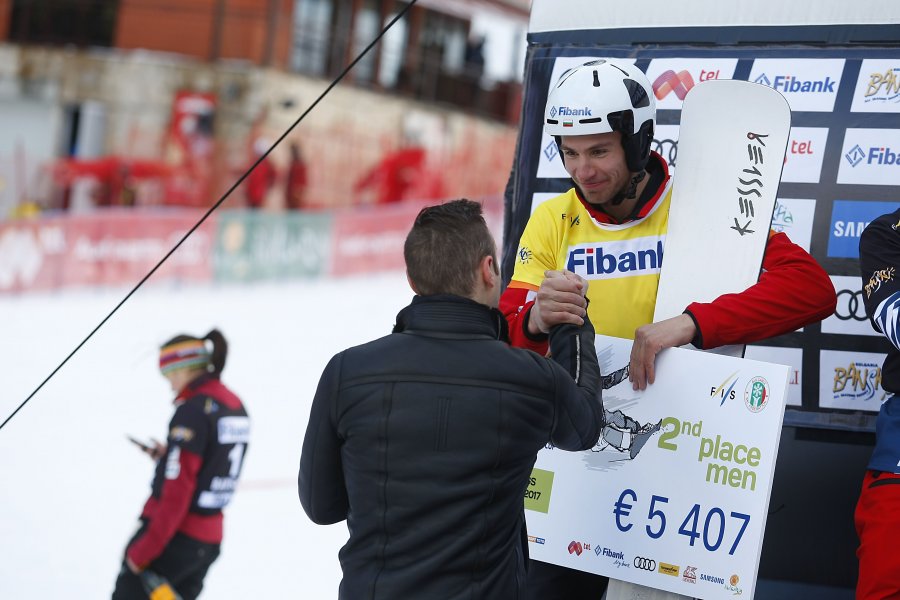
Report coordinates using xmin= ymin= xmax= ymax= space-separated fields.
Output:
xmin=0 ymin=272 xmax=411 ymax=598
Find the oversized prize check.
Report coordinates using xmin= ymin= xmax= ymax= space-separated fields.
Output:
xmin=524 ymin=335 xmax=789 ymax=600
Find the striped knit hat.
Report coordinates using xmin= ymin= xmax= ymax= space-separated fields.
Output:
xmin=159 ymin=338 xmax=211 ymax=375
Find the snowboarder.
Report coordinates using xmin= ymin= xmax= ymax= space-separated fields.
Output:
xmin=499 ymin=58 xmax=837 ymax=598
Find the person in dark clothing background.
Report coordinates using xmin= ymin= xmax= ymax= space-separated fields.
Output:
xmin=855 ymin=206 xmax=900 ymax=600
xmin=112 ymin=329 xmax=250 ymax=600
xmin=298 ymin=198 xmax=605 ymax=599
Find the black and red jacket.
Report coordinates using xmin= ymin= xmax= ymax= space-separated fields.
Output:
xmin=128 ymin=375 xmax=249 ymax=568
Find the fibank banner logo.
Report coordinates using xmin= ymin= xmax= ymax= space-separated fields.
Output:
xmin=828 ymin=200 xmax=898 ymax=258
xmin=838 ymin=129 xmax=900 ymax=186
xmin=565 ymin=236 xmax=665 ymax=280
xmin=749 ymin=58 xmax=845 ymax=112
xmin=781 ymin=127 xmax=828 ymax=184
xmin=645 ymin=58 xmax=738 ymax=109
xmin=821 ymin=276 xmax=882 ymax=337
xmin=851 ymin=59 xmax=900 ymax=113
xmin=819 ymin=349 xmax=888 ymax=411
xmin=771 ymin=198 xmax=816 ymax=252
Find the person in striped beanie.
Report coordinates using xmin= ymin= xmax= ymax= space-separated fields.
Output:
xmin=113 ymin=329 xmax=250 ymax=600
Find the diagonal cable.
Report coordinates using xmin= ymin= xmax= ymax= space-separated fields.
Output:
xmin=1 ymin=0 xmax=418 ymax=432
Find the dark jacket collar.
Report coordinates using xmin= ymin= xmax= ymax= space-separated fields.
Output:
xmin=393 ymin=294 xmax=510 ymax=342
xmin=174 ymin=373 xmax=217 ymax=404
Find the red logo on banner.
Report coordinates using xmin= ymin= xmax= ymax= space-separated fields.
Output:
xmin=653 ymin=70 xmax=696 ymax=100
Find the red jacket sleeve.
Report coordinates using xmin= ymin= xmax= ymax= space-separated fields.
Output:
xmin=127 ymin=448 xmax=203 ymax=567
xmin=499 ymin=285 xmax=551 ymax=355
xmin=685 ymin=231 xmax=837 ymax=349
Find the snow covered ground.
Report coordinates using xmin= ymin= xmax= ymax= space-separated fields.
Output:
xmin=0 ymin=273 xmax=412 ymax=598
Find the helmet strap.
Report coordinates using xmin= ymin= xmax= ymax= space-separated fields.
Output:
xmin=611 ymin=170 xmax=647 ymax=206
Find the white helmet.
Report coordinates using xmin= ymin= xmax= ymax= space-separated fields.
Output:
xmin=545 ymin=59 xmax=656 ymax=172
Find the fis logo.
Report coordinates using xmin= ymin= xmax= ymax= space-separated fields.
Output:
xmin=710 ymin=371 xmax=739 ymax=407
xmin=566 ymin=239 xmax=664 ymax=279
xmin=755 ymin=74 xmax=836 ymax=93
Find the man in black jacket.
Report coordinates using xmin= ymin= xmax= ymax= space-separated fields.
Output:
xmin=298 ymin=198 xmax=604 ymax=599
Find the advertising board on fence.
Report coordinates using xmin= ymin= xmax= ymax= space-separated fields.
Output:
xmin=214 ymin=210 xmax=333 ymax=282
xmin=0 ymin=209 xmax=214 ymax=292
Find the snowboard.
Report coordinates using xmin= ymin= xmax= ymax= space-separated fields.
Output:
xmin=652 ymin=78 xmax=792 ymax=358
xmin=605 ymin=79 xmax=792 ymax=600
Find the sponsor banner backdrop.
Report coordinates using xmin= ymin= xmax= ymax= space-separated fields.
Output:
xmin=819 ymin=349 xmax=889 ymax=411
xmin=782 ymin=127 xmax=828 ymax=184
xmin=851 ymin=60 xmax=900 ymax=113
xmin=822 ymin=276 xmax=882 ymax=336
xmin=526 ymin=336 xmax=788 ymax=600
xmin=745 ymin=345 xmax=803 ymax=406
xmin=652 ymin=124 xmax=680 ymax=174
xmin=827 ymin=200 xmax=900 ymax=259
xmin=0 ymin=215 xmax=69 ymax=293
xmin=748 ymin=58 xmax=845 ymax=112
xmin=771 ymin=198 xmax=816 ymax=252
xmin=505 ymin=44 xmax=900 ymax=432
xmin=329 ymin=205 xmax=413 ymax=277
xmin=645 ymin=58 xmax=738 ymax=109
xmin=214 ymin=211 xmax=333 ymax=282
xmin=837 ymin=128 xmax=900 ymax=186
xmin=0 ymin=209 xmax=214 ymax=292
xmin=329 ymin=197 xmax=504 ymax=277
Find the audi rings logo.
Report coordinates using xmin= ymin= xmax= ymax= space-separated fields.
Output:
xmin=634 ymin=557 xmax=657 ymax=571
xmin=652 ymin=139 xmax=678 ymax=167
xmin=835 ymin=289 xmax=868 ymax=321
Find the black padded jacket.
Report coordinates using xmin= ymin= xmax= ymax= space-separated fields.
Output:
xmin=299 ymin=294 xmax=604 ymax=599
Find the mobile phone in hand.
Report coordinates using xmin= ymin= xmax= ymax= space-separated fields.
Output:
xmin=127 ymin=435 xmax=153 ymax=452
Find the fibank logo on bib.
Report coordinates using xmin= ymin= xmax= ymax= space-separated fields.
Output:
xmin=838 ymin=129 xmax=900 ymax=186
xmin=827 ymin=200 xmax=898 ymax=258
xmin=566 ymin=237 xmax=664 ymax=280
xmin=749 ymin=58 xmax=844 ymax=112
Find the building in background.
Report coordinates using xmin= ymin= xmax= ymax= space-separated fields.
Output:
xmin=0 ymin=0 xmax=528 ymax=214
